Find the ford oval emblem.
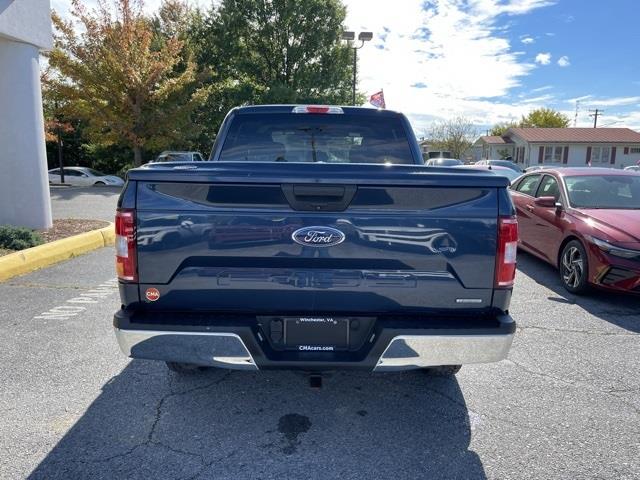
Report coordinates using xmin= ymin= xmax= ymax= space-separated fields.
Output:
xmin=292 ymin=226 xmax=345 ymax=247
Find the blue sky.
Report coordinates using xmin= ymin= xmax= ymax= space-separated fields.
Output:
xmin=53 ymin=0 xmax=640 ymax=133
xmin=344 ymin=0 xmax=640 ymax=133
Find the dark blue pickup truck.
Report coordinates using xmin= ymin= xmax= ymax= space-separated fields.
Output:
xmin=114 ymin=105 xmax=517 ymax=376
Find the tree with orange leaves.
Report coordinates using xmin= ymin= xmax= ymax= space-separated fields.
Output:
xmin=49 ymin=0 xmax=202 ymax=166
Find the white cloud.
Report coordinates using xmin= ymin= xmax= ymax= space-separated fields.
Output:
xmin=557 ymin=55 xmax=570 ymax=67
xmin=345 ymin=0 xmax=555 ymax=130
xmin=520 ymin=36 xmax=535 ymax=44
xmin=531 ymin=85 xmax=553 ymax=92
xmin=587 ymin=96 xmax=640 ymax=107
xmin=520 ymin=94 xmax=555 ymax=104
xmin=535 ymin=52 xmax=551 ymax=65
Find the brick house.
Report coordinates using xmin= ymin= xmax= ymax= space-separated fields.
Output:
xmin=473 ymin=128 xmax=640 ymax=168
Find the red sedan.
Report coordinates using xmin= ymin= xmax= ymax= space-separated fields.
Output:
xmin=510 ymin=167 xmax=640 ymax=294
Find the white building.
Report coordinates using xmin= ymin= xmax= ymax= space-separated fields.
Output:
xmin=0 ymin=0 xmax=53 ymax=228
xmin=474 ymin=128 xmax=640 ymax=169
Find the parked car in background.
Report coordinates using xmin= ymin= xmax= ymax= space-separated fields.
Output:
xmin=456 ymin=165 xmax=522 ymax=184
xmin=624 ymin=165 xmax=640 ymax=172
xmin=48 ymin=167 xmax=125 ymax=186
xmin=525 ymin=164 xmax=557 ymax=173
xmin=150 ymin=151 xmax=206 ymax=163
xmin=476 ymin=159 xmax=523 ymax=173
xmin=425 ymin=157 xmax=463 ymax=167
xmin=510 ymin=168 xmax=640 ymax=295
xmin=426 ymin=150 xmax=452 ymax=159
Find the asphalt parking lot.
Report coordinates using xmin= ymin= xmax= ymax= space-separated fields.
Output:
xmin=0 ymin=243 xmax=638 ymax=479
xmin=50 ymin=186 xmax=121 ymax=222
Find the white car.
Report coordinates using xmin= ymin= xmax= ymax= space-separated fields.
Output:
xmin=48 ymin=167 xmax=125 ymax=186
xmin=623 ymin=165 xmax=640 ymax=172
xmin=150 ymin=151 xmax=205 ymax=163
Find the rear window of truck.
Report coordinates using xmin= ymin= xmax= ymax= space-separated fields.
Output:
xmin=218 ymin=113 xmax=415 ymax=164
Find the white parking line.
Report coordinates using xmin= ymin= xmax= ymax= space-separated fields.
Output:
xmin=33 ymin=278 xmax=118 ymax=320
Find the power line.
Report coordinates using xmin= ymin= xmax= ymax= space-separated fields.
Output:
xmin=589 ymin=109 xmax=604 ymax=128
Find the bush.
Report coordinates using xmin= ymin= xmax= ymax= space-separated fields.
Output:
xmin=0 ymin=225 xmax=44 ymax=250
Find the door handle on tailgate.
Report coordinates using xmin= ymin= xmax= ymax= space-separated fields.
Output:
xmin=282 ymin=184 xmax=357 ymax=211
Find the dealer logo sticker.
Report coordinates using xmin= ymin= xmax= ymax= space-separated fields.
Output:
xmin=145 ymin=288 xmax=160 ymax=302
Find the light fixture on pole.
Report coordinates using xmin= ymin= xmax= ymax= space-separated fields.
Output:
xmin=342 ymin=31 xmax=373 ymax=106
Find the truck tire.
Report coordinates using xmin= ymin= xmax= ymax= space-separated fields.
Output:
xmin=424 ymin=365 xmax=462 ymax=376
xmin=165 ymin=362 xmax=209 ymax=374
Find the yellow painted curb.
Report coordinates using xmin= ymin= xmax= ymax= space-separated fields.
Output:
xmin=0 ymin=223 xmax=115 ymax=282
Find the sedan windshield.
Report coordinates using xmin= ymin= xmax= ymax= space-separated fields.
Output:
xmin=565 ymin=175 xmax=640 ymax=209
xmin=86 ymin=168 xmax=107 ymax=176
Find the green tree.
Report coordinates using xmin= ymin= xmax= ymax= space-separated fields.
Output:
xmin=489 ymin=121 xmax=519 ymax=136
xmin=49 ymin=0 xmax=203 ymax=166
xmin=188 ymin=0 xmax=357 ymax=143
xmin=520 ymin=108 xmax=570 ymax=128
xmin=488 ymin=108 xmax=570 ymax=139
xmin=429 ymin=117 xmax=478 ymax=159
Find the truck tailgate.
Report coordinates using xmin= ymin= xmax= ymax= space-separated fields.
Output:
xmin=131 ymin=163 xmax=506 ymax=314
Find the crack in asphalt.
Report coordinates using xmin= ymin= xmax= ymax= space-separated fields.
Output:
xmin=147 ymin=370 xmax=233 ymax=447
xmin=506 ymin=359 xmax=640 ymax=416
xmin=52 ymin=370 xmax=236 ymax=469
xmin=180 ymin=449 xmax=238 ymax=480
xmin=517 ymin=325 xmax=638 ymax=337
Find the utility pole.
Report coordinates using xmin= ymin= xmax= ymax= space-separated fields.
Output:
xmin=589 ymin=109 xmax=603 ymax=128
xmin=341 ymin=31 xmax=373 ymax=105
xmin=574 ymin=100 xmax=580 ymax=127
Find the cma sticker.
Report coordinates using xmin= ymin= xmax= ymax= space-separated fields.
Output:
xmin=145 ymin=288 xmax=160 ymax=302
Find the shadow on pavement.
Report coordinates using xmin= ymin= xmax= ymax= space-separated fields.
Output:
xmin=29 ymin=361 xmax=486 ymax=480
xmin=517 ymin=251 xmax=639 ymax=333
xmin=50 ymin=186 xmax=123 ymax=199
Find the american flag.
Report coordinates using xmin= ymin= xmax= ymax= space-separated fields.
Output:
xmin=369 ymin=90 xmax=386 ymax=109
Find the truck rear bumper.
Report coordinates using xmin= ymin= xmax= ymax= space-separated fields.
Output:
xmin=373 ymin=334 xmax=513 ymax=371
xmin=114 ymin=309 xmax=515 ymax=371
xmin=115 ymin=329 xmax=258 ymax=370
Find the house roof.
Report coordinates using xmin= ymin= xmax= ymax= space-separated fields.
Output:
xmin=507 ymin=127 xmax=640 ymax=144
xmin=479 ymin=136 xmax=513 ymax=144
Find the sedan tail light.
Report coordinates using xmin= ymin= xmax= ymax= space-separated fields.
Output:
xmin=115 ymin=209 xmax=137 ymax=282
xmin=495 ymin=216 xmax=518 ymax=287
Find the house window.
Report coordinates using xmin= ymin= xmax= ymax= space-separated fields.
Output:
xmin=630 ymin=147 xmax=640 ymax=154
xmin=590 ymin=146 xmax=611 ymax=164
xmin=543 ymin=146 xmax=565 ymax=163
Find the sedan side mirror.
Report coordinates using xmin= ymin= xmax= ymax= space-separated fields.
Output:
xmin=534 ymin=196 xmax=557 ymax=208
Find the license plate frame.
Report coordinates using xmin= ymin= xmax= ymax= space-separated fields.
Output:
xmin=283 ymin=316 xmax=349 ymax=351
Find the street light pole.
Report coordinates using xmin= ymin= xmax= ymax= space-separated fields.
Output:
xmin=352 ymin=46 xmax=357 ymax=105
xmin=342 ymin=31 xmax=373 ymax=106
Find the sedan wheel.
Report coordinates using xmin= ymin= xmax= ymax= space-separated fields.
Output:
xmin=560 ymin=240 xmax=589 ymax=294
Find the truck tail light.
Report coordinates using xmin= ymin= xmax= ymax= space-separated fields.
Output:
xmin=292 ymin=105 xmax=344 ymax=114
xmin=496 ymin=216 xmax=518 ymax=287
xmin=115 ymin=209 xmax=137 ymax=282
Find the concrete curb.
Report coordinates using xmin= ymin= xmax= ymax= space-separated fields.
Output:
xmin=0 ymin=223 xmax=115 ymax=282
